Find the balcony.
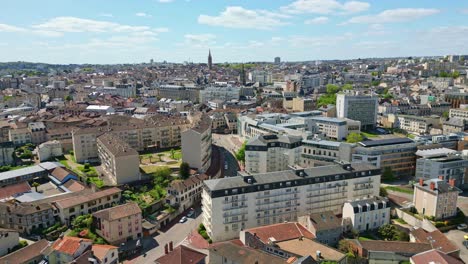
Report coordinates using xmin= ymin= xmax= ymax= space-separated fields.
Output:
xmin=223 ymin=217 xmax=247 ymax=224
xmin=255 ymin=208 xmax=299 ymax=219
xmin=255 ymin=196 xmax=299 ymax=206
xmin=223 ymin=204 xmax=248 ymax=211
xmin=255 ymin=202 xmax=300 ymax=212
xmin=223 ymin=210 xmax=248 ymax=218
xmin=222 ymin=196 xmax=248 ymax=204
xmin=256 ymin=189 xmax=299 ymax=199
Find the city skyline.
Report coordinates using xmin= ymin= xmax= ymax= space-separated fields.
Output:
xmin=1 ymin=0 xmax=468 ymax=64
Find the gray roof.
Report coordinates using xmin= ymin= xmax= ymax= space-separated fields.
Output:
xmin=204 ymin=162 xmax=377 ymax=191
xmin=302 ymin=139 xmax=341 ymax=147
xmin=0 ymin=165 xmax=45 ymax=182
xmin=347 ymin=196 xmax=388 ymax=207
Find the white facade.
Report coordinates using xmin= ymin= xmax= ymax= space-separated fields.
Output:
xmin=181 ymin=117 xmax=212 ymax=173
xmin=342 ymin=197 xmax=390 ymax=232
xmin=0 ymin=229 xmax=19 ymax=257
xmin=336 ymin=93 xmax=378 ymax=130
xmin=202 ymin=163 xmax=380 ymax=242
xmin=37 ymin=140 xmax=63 ymax=162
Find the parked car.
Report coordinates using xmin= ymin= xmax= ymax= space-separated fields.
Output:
xmin=179 ymin=216 xmax=188 ymax=223
xmin=464 ymin=240 xmax=468 ymax=249
xmin=457 ymin=224 xmax=467 ymax=230
xmin=187 ymin=210 xmax=195 ymax=218
xmin=464 ymin=234 xmax=468 ymax=240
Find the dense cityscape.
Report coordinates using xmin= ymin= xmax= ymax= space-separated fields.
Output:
xmin=1 ymin=1 xmax=468 ymax=264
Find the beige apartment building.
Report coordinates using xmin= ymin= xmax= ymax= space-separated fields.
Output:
xmin=292 ymin=97 xmax=314 ymax=112
xmin=413 ymin=178 xmax=460 ymax=220
xmin=0 ymin=201 xmax=56 ymax=234
xmin=72 ymin=115 xmax=190 ymax=163
xmin=93 ymin=202 xmax=142 ymax=245
xmin=97 ymin=133 xmax=140 ymax=185
xmin=181 ymin=115 xmax=212 ymax=173
xmin=53 ymin=187 xmax=122 ymax=225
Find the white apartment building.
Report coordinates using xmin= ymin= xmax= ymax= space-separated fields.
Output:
xmin=395 ymin=115 xmax=439 ymax=135
xmin=342 ymin=197 xmax=390 ymax=232
xmin=245 ymin=134 xmax=302 ymax=174
xmin=301 ymin=139 xmax=354 ymax=167
xmin=0 ymin=228 xmax=19 ymax=257
xmin=449 ymin=107 xmax=468 ymax=120
xmin=336 ymin=93 xmax=378 ymax=130
xmin=97 ymin=133 xmax=141 ymax=185
xmin=307 ymin=117 xmax=361 ymax=141
xmin=202 ymin=162 xmax=380 ymax=242
xmin=181 ymin=116 xmax=212 ymax=173
xmin=37 ymin=140 xmax=63 ymax=162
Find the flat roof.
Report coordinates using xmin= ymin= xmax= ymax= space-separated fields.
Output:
xmin=359 ymin=137 xmax=413 ymax=147
xmin=0 ymin=166 xmax=46 ymax=182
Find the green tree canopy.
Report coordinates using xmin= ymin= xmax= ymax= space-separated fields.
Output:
xmin=346 ymin=132 xmax=364 ymax=143
xmin=326 ymin=84 xmax=340 ymax=94
xmin=342 ymin=84 xmax=353 ymax=90
xmin=179 ymin=162 xmax=190 ymax=179
xmin=235 ymin=142 xmax=246 ymax=163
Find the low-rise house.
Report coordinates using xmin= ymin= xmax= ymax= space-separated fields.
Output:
xmin=413 ymin=178 xmax=460 ymax=220
xmin=48 ymin=167 xmax=78 ymax=185
xmin=166 ymin=174 xmax=208 ymax=213
xmin=92 ymin=202 xmax=142 ymax=245
xmin=0 ymin=228 xmax=19 ymax=256
xmin=348 ymin=239 xmax=432 ymax=263
xmin=155 ymin=245 xmax=207 ymax=264
xmin=410 ymin=228 xmax=460 ymax=258
xmin=53 ymin=187 xmax=122 ymax=225
xmin=48 ymin=236 xmax=92 ymax=263
xmin=342 ymin=196 xmax=390 ymax=232
xmin=0 ymin=239 xmax=49 ymax=264
xmin=298 ymin=211 xmax=342 ymax=246
xmin=91 ymin=244 xmax=119 ymax=264
xmin=209 ymin=240 xmax=286 ymax=264
xmin=410 ymin=249 xmax=463 ymax=264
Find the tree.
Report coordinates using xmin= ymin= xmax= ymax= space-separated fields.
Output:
xmin=32 ymin=182 xmax=40 ymax=192
xmin=326 ymin=84 xmax=340 ymax=94
xmin=439 ymin=71 xmax=449 ymax=78
xmin=170 ymin=149 xmax=175 ymax=159
xmin=442 ymin=111 xmax=449 ymax=119
xmin=235 ymin=142 xmax=246 ymax=164
xmin=382 ymin=167 xmax=395 ymax=181
xmin=342 ymin=84 xmax=353 ymax=90
xmin=378 ymin=224 xmax=397 ymax=240
xmin=346 ymin=133 xmax=364 ymax=143
xmin=65 ymin=95 xmax=72 ymax=101
xmin=179 ymin=162 xmax=190 ymax=179
xmin=379 ymin=187 xmax=388 ymax=197
xmin=452 ymin=71 xmax=460 ymax=79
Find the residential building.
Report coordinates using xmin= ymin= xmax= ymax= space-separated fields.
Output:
xmin=395 ymin=115 xmax=440 ymax=135
xmin=0 ymin=239 xmax=49 ymax=264
xmin=53 ymin=187 xmax=122 ymax=225
xmin=413 ymin=178 xmax=460 ymax=220
xmin=415 ymin=154 xmax=468 ymax=188
xmin=349 ymin=240 xmax=432 ymax=263
xmin=301 ymin=139 xmax=354 ymax=167
xmin=0 ymin=201 xmax=56 ymax=234
xmin=91 ymin=244 xmax=119 ymax=264
xmin=245 ymin=134 xmax=302 ymax=174
xmin=298 ymin=211 xmax=342 ymax=246
xmin=249 ymin=70 xmax=272 ymax=85
xmin=449 ymin=107 xmax=468 ymax=120
xmin=166 ymin=174 xmax=208 ymax=213
xmin=157 ymin=85 xmax=200 ymax=102
xmin=342 ymin=196 xmax=390 ymax=232
xmin=307 ymin=117 xmax=360 ymax=141
xmin=92 ymin=202 xmax=142 ymax=245
xmin=37 ymin=140 xmax=63 ymax=162
xmin=201 ymin=162 xmax=380 ymax=242
xmin=240 ymin=222 xmax=346 ymax=263
xmin=0 ymin=228 xmax=19 ymax=257
xmin=410 ymin=228 xmax=460 ymax=258
xmin=443 ymin=118 xmax=468 ymax=134
xmin=8 ymin=127 xmax=31 ymax=146
xmin=97 ymin=133 xmax=141 ymax=185
xmin=352 ymin=138 xmax=418 ymax=178
xmin=209 ymin=240 xmax=286 ymax=264
xmin=410 ymin=249 xmax=463 ymax=264
xmin=181 ymin=116 xmax=212 ymax=173
xmin=291 ymin=97 xmax=314 ymax=112
xmin=336 ymin=93 xmax=378 ymax=130
xmin=0 ymin=142 xmax=14 ymax=166
xmin=156 ymin=245 xmax=207 ymax=264
xmin=28 ymin=122 xmax=46 ymax=145
xmin=199 ymin=86 xmax=240 ymax=103
xmin=48 ymin=236 xmax=92 ymax=264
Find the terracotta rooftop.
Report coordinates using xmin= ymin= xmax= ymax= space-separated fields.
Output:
xmin=50 ymin=167 xmax=76 ymax=182
xmin=410 ymin=228 xmax=459 ymax=255
xmin=54 ymin=187 xmax=121 ymax=209
xmin=410 ymin=249 xmax=463 ymax=264
xmin=62 ymin=179 xmax=86 ymax=192
xmin=51 ymin=236 xmax=92 ymax=255
xmin=92 ymin=244 xmax=118 ymax=263
xmin=169 ymin=174 xmax=208 ymax=193
xmin=92 ymin=202 xmax=141 ymax=221
xmin=244 ymin=222 xmax=315 ymax=244
xmin=209 ymin=241 xmax=286 ymax=264
xmin=308 ymin=211 xmax=342 ymax=231
xmin=155 ymin=245 xmax=207 ymax=264
xmin=276 ymin=238 xmax=346 ymax=262
xmin=0 ymin=182 xmax=31 ymax=200
xmin=0 ymin=239 xmax=49 ymax=264
xmin=353 ymin=239 xmax=432 ymax=254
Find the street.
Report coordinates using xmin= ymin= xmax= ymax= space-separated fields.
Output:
xmin=128 ymin=208 xmax=203 ymax=264
xmin=445 ymin=230 xmax=468 ymax=263
xmin=212 ymin=134 xmax=241 ymax=177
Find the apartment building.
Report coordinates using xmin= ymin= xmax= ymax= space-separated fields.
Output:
xmin=443 ymin=118 xmax=468 ymax=134
xmin=0 ymin=201 xmax=56 ymax=234
xmin=291 ymin=97 xmax=314 ymax=112
xmin=413 ymin=178 xmax=460 ymax=220
xmin=307 ymin=117 xmax=361 ymax=141
xmin=53 ymin=187 xmax=122 ymax=225
xmin=449 ymin=107 xmax=468 ymax=119
xmin=199 ymin=86 xmax=240 ymax=103
xmin=396 ymin=115 xmax=439 ymax=135
xmin=166 ymin=174 xmax=208 ymax=213
xmin=92 ymin=202 xmax=142 ymax=245
xmin=245 ymin=134 xmax=302 ymax=174
xmin=72 ymin=115 xmax=190 ymax=163
xmin=342 ymin=196 xmax=390 ymax=232
xmin=8 ymin=127 xmax=31 ymax=146
xmin=97 ymin=133 xmax=141 ymax=185
xmin=181 ymin=116 xmax=212 ymax=173
xmin=336 ymin=93 xmax=378 ymax=130
xmin=157 ymin=85 xmax=200 ymax=102
xmin=416 ymin=155 xmax=468 ymax=188
xmin=28 ymin=122 xmax=47 ymax=145
xmin=201 ymin=162 xmax=380 ymax=242
xmin=0 ymin=228 xmax=19 ymax=256
xmin=0 ymin=142 xmax=14 ymax=166
xmin=301 ymin=139 xmax=354 ymax=167
xmin=352 ymin=138 xmax=417 ymax=178
xmin=37 ymin=140 xmax=63 ymax=162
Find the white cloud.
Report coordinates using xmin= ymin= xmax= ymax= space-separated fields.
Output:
xmin=281 ymin=0 xmax=369 ymax=14
xmin=158 ymin=0 xmax=174 ymax=3
xmin=136 ymin=12 xmax=152 ymax=18
xmin=184 ymin=34 xmax=216 ymax=45
xmin=345 ymin=8 xmax=440 ymax=24
xmin=289 ymin=33 xmax=353 ymax=47
xmin=304 ymin=16 xmax=329 ymax=24
xmin=99 ymin=13 xmax=114 ymax=18
xmin=32 ymin=17 xmax=151 ymax=33
xmin=154 ymin=27 xmax=169 ymax=33
xmin=33 ymin=30 xmax=64 ymax=37
xmin=0 ymin=23 xmax=26 ymax=32
xmin=198 ymin=6 xmax=288 ymax=30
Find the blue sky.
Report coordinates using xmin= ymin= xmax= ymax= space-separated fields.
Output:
xmin=1 ymin=0 xmax=467 ymax=64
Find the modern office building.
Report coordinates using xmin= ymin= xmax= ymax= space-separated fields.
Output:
xmin=245 ymin=134 xmax=302 ymax=173
xmin=415 ymin=155 xmax=468 ymax=188
xmin=301 ymin=139 xmax=354 ymax=167
xmin=199 ymin=86 xmax=240 ymax=103
xmin=336 ymin=93 xmax=378 ymax=130
xmin=307 ymin=117 xmax=361 ymax=141
xmin=201 ymin=162 xmax=380 ymax=242
xmin=181 ymin=115 xmax=212 ymax=173
xmin=352 ymin=138 xmax=417 ymax=178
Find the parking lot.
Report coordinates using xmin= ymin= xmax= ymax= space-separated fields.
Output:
xmin=445 ymin=229 xmax=468 ymax=262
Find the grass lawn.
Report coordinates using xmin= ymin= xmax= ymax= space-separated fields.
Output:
xmin=361 ymin=131 xmax=378 ymax=138
xmin=384 ymin=186 xmax=414 ymax=194
xmin=358 ymin=236 xmax=373 ymax=241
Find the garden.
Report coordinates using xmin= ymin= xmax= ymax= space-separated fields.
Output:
xmin=67 ymin=214 xmax=106 ymax=244
xmin=139 ymin=148 xmax=182 ymax=174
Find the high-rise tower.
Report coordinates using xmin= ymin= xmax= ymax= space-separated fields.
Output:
xmin=208 ymin=49 xmax=212 ymax=70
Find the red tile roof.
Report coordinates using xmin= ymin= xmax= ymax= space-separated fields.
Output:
xmin=92 ymin=202 xmax=141 ymax=221
xmin=50 ymin=167 xmax=75 ymax=182
xmin=0 ymin=239 xmax=49 ymax=264
xmin=155 ymin=245 xmax=206 ymax=264
xmin=54 ymin=187 xmax=121 ymax=208
xmin=0 ymin=182 xmax=31 ymax=200
xmin=411 ymin=249 xmax=463 ymax=264
xmin=92 ymin=244 xmax=118 ymax=263
xmin=51 ymin=236 xmax=91 ymax=255
xmin=244 ymin=222 xmax=315 ymax=243
xmin=410 ymin=228 xmax=459 ymax=255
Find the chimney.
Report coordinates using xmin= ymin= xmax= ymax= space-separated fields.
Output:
xmin=449 ymin=178 xmax=456 ymax=187
xmin=169 ymin=241 xmax=173 ymax=252
xmin=164 ymin=244 xmax=168 ymax=255
xmin=430 ymin=181 xmax=435 ymax=190
xmin=438 ymin=175 xmax=444 ymax=180
xmin=419 ymin=178 xmax=424 ymax=186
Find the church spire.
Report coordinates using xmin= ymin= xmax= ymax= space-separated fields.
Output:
xmin=208 ymin=49 xmax=213 ymax=70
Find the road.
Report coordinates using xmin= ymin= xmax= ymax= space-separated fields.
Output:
xmin=129 ymin=208 xmax=203 ymax=264
xmin=220 ymin=147 xmax=239 ymax=177
xmin=212 ymin=134 xmax=241 ymax=177
xmin=445 ymin=230 xmax=468 ymax=263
